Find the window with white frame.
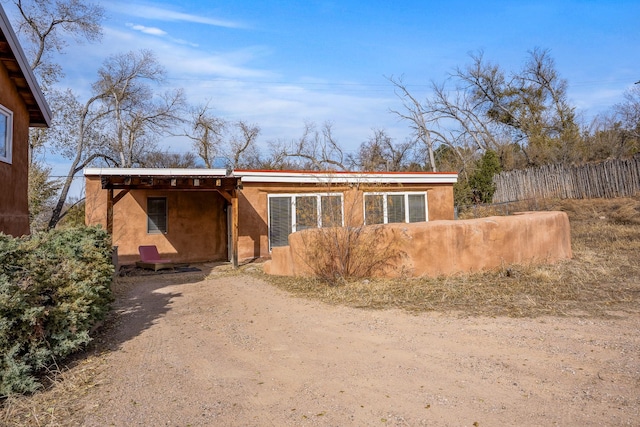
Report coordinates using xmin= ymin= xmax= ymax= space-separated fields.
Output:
xmin=0 ymin=104 xmax=13 ymax=164
xmin=364 ymin=192 xmax=428 ymax=225
xmin=268 ymin=193 xmax=344 ymax=249
xmin=147 ymin=197 xmax=167 ymax=234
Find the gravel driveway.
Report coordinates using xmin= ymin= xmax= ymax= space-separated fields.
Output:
xmin=73 ymin=268 xmax=639 ymax=426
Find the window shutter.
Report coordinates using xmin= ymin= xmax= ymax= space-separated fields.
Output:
xmin=269 ymin=197 xmax=292 ymax=248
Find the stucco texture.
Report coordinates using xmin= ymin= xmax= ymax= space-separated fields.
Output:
xmin=264 ymin=211 xmax=573 ymax=278
xmin=0 ymin=55 xmax=30 ymax=236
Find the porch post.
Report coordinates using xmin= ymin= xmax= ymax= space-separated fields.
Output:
xmin=231 ymin=190 xmax=239 ymax=268
xmin=106 ymin=188 xmax=114 ymax=234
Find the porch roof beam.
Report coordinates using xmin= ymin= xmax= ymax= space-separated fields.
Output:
xmin=99 ymin=175 xmax=240 ymax=192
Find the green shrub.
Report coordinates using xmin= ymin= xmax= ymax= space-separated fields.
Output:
xmin=469 ymin=150 xmax=502 ymax=203
xmin=0 ymin=227 xmax=114 ymax=396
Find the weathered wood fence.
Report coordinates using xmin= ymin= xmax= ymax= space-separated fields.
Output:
xmin=492 ymin=155 xmax=640 ymax=202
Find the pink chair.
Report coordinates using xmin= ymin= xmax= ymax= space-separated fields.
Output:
xmin=136 ymin=245 xmax=173 ymax=271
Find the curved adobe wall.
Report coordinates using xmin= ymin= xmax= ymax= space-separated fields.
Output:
xmin=264 ymin=211 xmax=572 ymax=278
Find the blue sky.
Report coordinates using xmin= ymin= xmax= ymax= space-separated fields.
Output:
xmin=4 ymin=0 xmax=640 ymax=178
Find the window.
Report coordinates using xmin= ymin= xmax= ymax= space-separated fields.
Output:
xmin=364 ymin=194 xmax=384 ymax=225
xmin=408 ymin=194 xmax=427 ymax=222
xmin=321 ymin=195 xmax=342 ymax=227
xmin=269 ymin=196 xmax=292 ymax=247
xmin=0 ymin=104 xmax=13 ymax=164
xmin=147 ymin=197 xmax=167 ymax=233
xmin=268 ymin=193 xmax=344 ymax=249
xmin=364 ymin=192 xmax=428 ymax=225
xmin=295 ymin=196 xmax=317 ymax=231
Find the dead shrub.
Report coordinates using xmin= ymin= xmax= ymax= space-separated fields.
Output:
xmin=297 ymin=225 xmax=403 ymax=286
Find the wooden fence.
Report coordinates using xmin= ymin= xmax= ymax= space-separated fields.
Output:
xmin=492 ymin=155 xmax=640 ymax=202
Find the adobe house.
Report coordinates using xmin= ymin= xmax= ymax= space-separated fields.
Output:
xmin=84 ymin=168 xmax=458 ymax=266
xmin=0 ymin=4 xmax=52 ymax=236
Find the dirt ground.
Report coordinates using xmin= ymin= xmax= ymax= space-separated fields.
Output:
xmin=58 ymin=266 xmax=640 ymax=426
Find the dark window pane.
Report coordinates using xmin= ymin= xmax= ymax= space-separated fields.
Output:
xmin=321 ymin=195 xmax=342 ymax=227
xmin=364 ymin=194 xmax=384 ymax=225
xmin=387 ymin=194 xmax=405 ymax=223
xmin=147 ymin=197 xmax=167 ymax=233
xmin=0 ymin=113 xmax=7 ymax=158
xmin=296 ymin=196 xmax=317 ymax=230
xmin=269 ymin=197 xmax=292 ymax=248
xmin=408 ymin=194 xmax=426 ymax=222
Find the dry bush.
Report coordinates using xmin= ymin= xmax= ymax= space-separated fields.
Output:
xmin=297 ymin=225 xmax=403 ymax=285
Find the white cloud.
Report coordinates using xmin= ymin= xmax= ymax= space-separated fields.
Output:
xmin=105 ymin=2 xmax=246 ymax=29
xmin=125 ymin=23 xmax=199 ymax=47
xmin=127 ymin=23 xmax=167 ymax=36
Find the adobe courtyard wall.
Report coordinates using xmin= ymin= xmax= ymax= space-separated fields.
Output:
xmin=263 ymin=211 xmax=573 ymax=278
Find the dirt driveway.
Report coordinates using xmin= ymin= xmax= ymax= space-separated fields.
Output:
xmin=71 ymin=267 xmax=639 ymax=426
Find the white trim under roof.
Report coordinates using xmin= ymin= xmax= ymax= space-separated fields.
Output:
xmin=83 ymin=168 xmax=458 ymax=184
xmin=84 ymin=167 xmax=229 ymax=177
xmin=234 ymin=170 xmax=458 ymax=184
xmin=0 ymin=4 xmax=52 ymax=127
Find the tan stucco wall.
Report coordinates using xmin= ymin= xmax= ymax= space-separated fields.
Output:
xmin=0 ymin=57 xmax=31 ymax=236
xmin=264 ymin=211 xmax=573 ymax=278
xmin=85 ymin=177 xmax=228 ymax=264
xmin=85 ymin=177 xmax=455 ymax=264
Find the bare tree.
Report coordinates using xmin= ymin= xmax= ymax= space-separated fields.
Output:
xmin=390 ymin=49 xmax=580 ymax=172
xmin=46 ymin=50 xmax=183 ymax=228
xmin=454 ymin=48 xmax=579 ymax=165
xmin=614 ymin=85 xmax=640 ymax=141
xmin=45 ymin=88 xmax=113 ymax=229
xmin=349 ymin=128 xmax=415 ymax=171
xmin=388 ymin=76 xmax=438 ymax=171
xmin=139 ymin=150 xmax=200 ymax=168
xmin=228 ymin=121 xmax=261 ymax=169
xmin=183 ymin=103 xmax=227 ymax=168
xmin=93 ymin=50 xmax=184 ymax=167
xmin=267 ymin=121 xmax=347 ymax=170
xmin=12 ymin=0 xmax=104 ymax=87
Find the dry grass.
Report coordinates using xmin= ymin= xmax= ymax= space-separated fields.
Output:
xmin=262 ymin=197 xmax=640 ymax=318
xmin=0 ymin=356 xmax=107 ymax=427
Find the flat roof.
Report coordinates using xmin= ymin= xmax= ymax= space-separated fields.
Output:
xmin=84 ymin=167 xmax=458 ymax=184
xmin=234 ymin=169 xmax=458 ymax=184
xmin=84 ymin=167 xmax=230 ymax=177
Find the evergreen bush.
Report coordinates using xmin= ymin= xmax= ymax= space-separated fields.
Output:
xmin=0 ymin=226 xmax=114 ymax=396
xmin=469 ymin=150 xmax=502 ymax=203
